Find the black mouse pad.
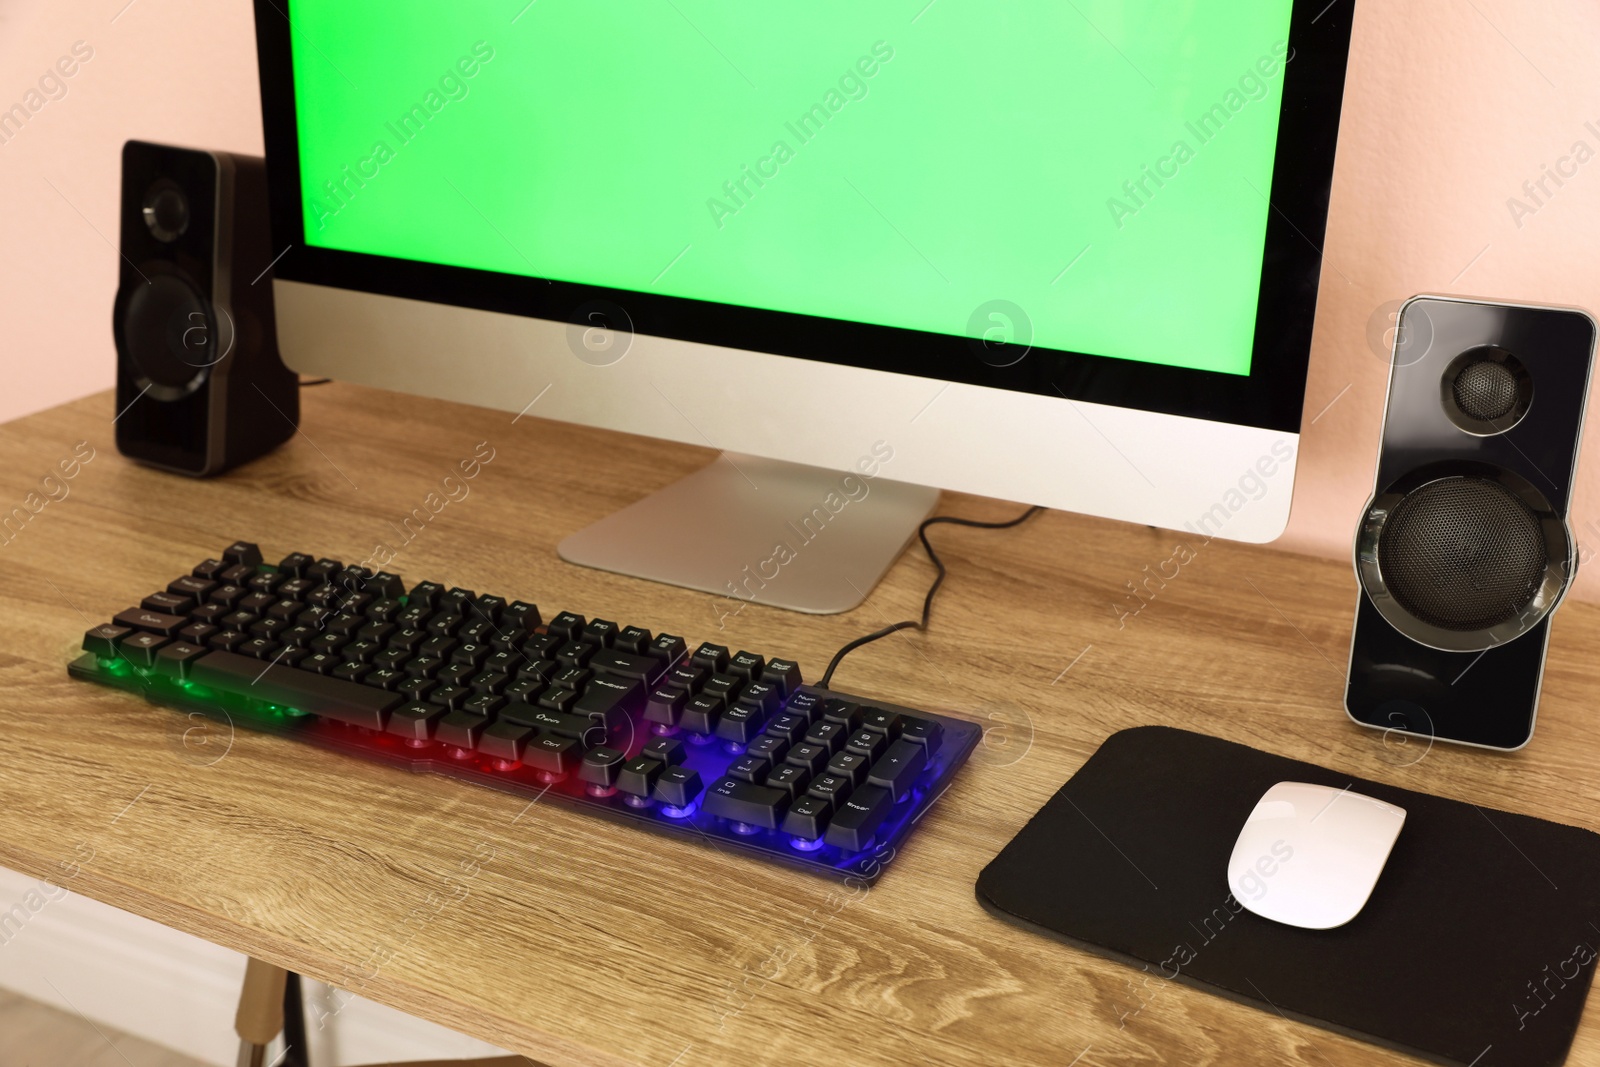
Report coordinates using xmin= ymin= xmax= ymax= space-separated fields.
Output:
xmin=976 ymin=726 xmax=1600 ymax=1066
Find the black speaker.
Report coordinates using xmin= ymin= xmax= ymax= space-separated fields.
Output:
xmin=113 ymin=140 xmax=297 ymax=475
xmin=1346 ymin=295 xmax=1596 ymax=750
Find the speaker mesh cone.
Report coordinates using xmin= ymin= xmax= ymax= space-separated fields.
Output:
xmin=1376 ymin=477 xmax=1546 ymax=631
xmin=1453 ymin=360 xmax=1519 ymax=420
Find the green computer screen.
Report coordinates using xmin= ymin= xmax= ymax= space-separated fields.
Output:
xmin=290 ymin=1 xmax=1294 ymax=377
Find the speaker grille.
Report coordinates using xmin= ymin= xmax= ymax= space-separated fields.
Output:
xmin=1376 ymin=477 xmax=1546 ymax=631
xmin=1452 ymin=360 xmax=1518 ymax=421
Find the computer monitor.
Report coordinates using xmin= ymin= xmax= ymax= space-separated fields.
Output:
xmin=253 ymin=1 xmax=1353 ymax=613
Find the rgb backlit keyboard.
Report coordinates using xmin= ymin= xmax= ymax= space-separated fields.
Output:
xmin=68 ymin=541 xmax=981 ymax=882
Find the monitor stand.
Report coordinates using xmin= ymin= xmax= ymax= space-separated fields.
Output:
xmin=557 ymin=453 xmax=940 ymax=615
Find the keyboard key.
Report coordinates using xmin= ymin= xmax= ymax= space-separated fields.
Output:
xmin=643 ymin=685 xmax=687 ymax=727
xmin=142 ymin=591 xmax=193 ymax=615
xmin=547 ymin=611 xmax=585 ymax=640
xmin=640 ymin=737 xmax=687 ymax=765
xmin=387 ymin=701 xmax=446 ymax=740
xmin=536 ymin=687 xmax=579 ymax=712
xmin=463 ymin=693 xmax=505 ymax=717
xmin=83 ymin=623 xmax=133 ymax=658
xmin=781 ymin=794 xmax=831 ymax=840
xmin=523 ymin=735 xmax=581 ymax=775
xmin=504 ymin=601 xmax=541 ymax=630
xmin=223 ymin=541 xmax=263 ymax=567
xmin=590 ymin=648 xmax=664 ymax=684
xmin=737 ymin=681 xmax=781 ymax=715
xmin=554 ymin=641 xmax=597 ymax=668
xmin=715 ymin=704 xmax=765 ymax=745
xmin=578 ymin=745 xmax=626 ymax=789
xmin=763 ymin=712 xmax=810 ymax=744
xmin=368 ymin=571 xmax=406 ymax=599
xmin=727 ymin=754 xmax=771 ymax=783
xmin=331 ymin=660 xmax=371 ymax=683
xmin=168 ymin=575 xmax=216 ymax=599
xmin=666 ymin=664 xmax=707 ymax=692
xmin=614 ymin=625 xmax=651 ymax=654
xmin=118 ymin=630 xmax=169 ymax=667
xmin=478 ymin=720 xmax=533 ymax=761
xmin=618 ymin=757 xmax=662 ymax=797
xmin=764 ymin=658 xmax=802 ymax=696
xmin=859 ymin=707 xmax=903 ymax=736
xmin=468 ymin=670 xmax=509 ymax=695
xmin=784 ymin=690 xmax=822 ymax=722
xmin=518 ymin=659 xmax=563 ymax=684
xmin=692 ymin=642 xmax=729 ymax=673
xmin=208 ymin=630 xmax=248 ymax=652
xmin=573 ymin=676 xmax=642 ymax=721
xmin=435 ymin=711 xmax=489 ymax=749
xmin=298 ymin=651 xmax=340 ymax=675
xmin=654 ymin=766 xmax=703 ymax=807
xmin=764 ymin=764 xmax=812 ymax=801
xmin=844 ymin=729 xmax=887 ymax=761
xmin=153 ymin=641 xmax=208 ymax=678
xmin=581 ymin=618 xmax=617 ymax=647
xmin=395 ymin=677 xmax=436 ymax=702
xmin=192 ymin=558 xmax=227 ymax=580
xmin=647 ymin=633 xmax=687 ymax=666
xmin=179 ymin=622 xmax=220 ymax=646
xmin=785 ymin=742 xmax=831 ymax=776
xmin=899 ymin=717 xmax=944 ymax=755
xmin=239 ymin=638 xmax=280 ymax=660
xmin=807 ymin=773 xmax=854 ymax=805
xmin=729 ymin=650 xmax=765 ymax=679
xmin=818 ymin=699 xmax=861 ymax=729
xmin=703 ymin=673 xmax=744 ymax=703
xmin=825 ymin=785 xmax=894 ymax=851
xmin=430 ymin=684 xmax=474 ymax=710
xmin=805 ymin=720 xmax=848 ymax=753
xmin=867 ymin=739 xmax=927 ymax=801
xmin=501 ymin=705 xmax=601 ymax=743
xmin=680 ymin=693 xmax=723 ymax=734
xmin=188 ymin=649 xmax=400 ymax=728
xmin=827 ymin=750 xmax=871 ymax=786
xmin=305 ymin=558 xmax=342 ymax=582
xmin=276 ymin=552 xmax=314 ymax=577
xmin=704 ymin=778 xmax=789 ymax=829
xmin=114 ymin=607 xmax=187 ymax=637
xmin=407 ymin=581 xmax=443 ymax=608
xmin=503 ymin=677 xmax=540 ymax=703
xmin=747 ymin=735 xmax=789 ymax=763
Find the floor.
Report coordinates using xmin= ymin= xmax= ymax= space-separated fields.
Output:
xmin=0 ymin=988 xmax=215 ymax=1067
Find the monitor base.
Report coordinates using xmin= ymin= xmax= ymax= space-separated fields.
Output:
xmin=557 ymin=453 xmax=939 ymax=616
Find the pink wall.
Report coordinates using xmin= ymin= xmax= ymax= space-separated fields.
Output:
xmin=6 ymin=1 xmax=1600 ymax=594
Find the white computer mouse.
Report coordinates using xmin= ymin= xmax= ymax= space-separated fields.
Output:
xmin=1226 ymin=781 xmax=1406 ymax=930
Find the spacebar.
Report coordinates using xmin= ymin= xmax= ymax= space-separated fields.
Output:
xmin=188 ymin=650 xmax=401 ymax=729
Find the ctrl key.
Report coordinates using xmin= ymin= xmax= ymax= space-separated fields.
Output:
xmin=82 ymin=623 xmax=132 ymax=660
xmin=823 ymin=785 xmax=894 ymax=852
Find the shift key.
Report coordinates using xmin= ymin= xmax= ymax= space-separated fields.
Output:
xmin=114 ymin=606 xmax=188 ymax=637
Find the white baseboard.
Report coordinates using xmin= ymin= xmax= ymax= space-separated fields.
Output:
xmin=0 ymin=866 xmax=511 ymax=1065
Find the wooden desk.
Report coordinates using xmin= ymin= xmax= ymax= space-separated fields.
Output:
xmin=4 ymin=385 xmax=1598 ymax=1067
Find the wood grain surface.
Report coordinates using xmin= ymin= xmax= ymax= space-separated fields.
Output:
xmin=2 ymin=384 xmax=1598 ymax=1067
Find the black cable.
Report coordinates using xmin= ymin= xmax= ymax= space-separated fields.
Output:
xmin=298 ymin=376 xmax=333 ymax=387
xmin=817 ymin=504 xmax=1043 ymax=688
